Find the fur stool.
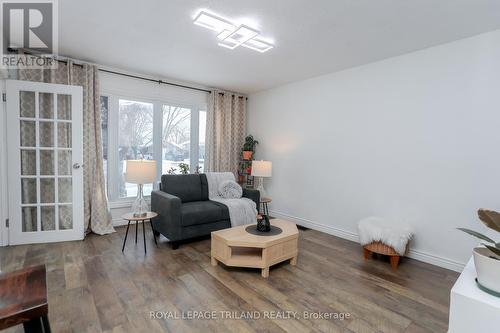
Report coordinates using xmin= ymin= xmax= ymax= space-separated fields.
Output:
xmin=357 ymin=217 xmax=413 ymax=269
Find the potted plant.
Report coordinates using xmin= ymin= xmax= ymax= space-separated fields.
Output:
xmin=238 ymin=164 xmax=245 ymax=183
xmin=178 ymin=163 xmax=190 ymax=175
xmin=238 ymin=172 xmax=245 ymax=184
xmin=458 ymin=209 xmax=500 ymax=294
xmin=242 ymin=135 xmax=259 ymax=160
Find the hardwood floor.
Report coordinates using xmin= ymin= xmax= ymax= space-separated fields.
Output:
xmin=0 ymin=226 xmax=458 ymax=333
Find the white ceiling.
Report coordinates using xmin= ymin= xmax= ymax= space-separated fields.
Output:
xmin=59 ymin=0 xmax=500 ymax=93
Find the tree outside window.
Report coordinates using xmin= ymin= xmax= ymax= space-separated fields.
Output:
xmin=118 ymin=99 xmax=154 ymax=198
xmin=162 ymin=105 xmax=191 ymax=174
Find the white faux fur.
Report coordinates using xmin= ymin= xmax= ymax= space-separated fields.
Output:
xmin=357 ymin=217 xmax=414 ymax=255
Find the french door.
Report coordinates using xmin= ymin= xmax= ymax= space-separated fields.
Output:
xmin=6 ymin=80 xmax=84 ymax=244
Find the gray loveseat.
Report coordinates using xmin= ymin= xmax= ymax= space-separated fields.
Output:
xmin=151 ymin=174 xmax=260 ymax=249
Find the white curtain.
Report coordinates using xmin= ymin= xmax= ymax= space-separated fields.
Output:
xmin=205 ymin=90 xmax=247 ymax=175
xmin=19 ymin=58 xmax=115 ymax=235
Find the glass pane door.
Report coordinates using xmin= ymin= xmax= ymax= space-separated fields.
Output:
xmin=7 ymin=80 xmax=84 ymax=245
xmin=20 ymin=92 xmax=73 ymax=231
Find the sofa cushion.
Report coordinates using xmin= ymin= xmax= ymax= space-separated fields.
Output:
xmin=181 ymin=201 xmax=230 ymax=227
xmin=161 ymin=174 xmax=209 ymax=203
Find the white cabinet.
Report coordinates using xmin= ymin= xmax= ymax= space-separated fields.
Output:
xmin=449 ymin=258 xmax=500 ymax=333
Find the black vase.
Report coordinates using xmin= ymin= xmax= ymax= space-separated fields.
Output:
xmin=257 ymin=215 xmax=271 ymax=232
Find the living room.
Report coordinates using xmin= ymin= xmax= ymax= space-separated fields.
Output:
xmin=1 ymin=1 xmax=500 ymax=332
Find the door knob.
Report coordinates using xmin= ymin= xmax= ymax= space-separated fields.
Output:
xmin=73 ymin=163 xmax=81 ymax=169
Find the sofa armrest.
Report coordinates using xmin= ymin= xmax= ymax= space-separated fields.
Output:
xmin=151 ymin=190 xmax=182 ymax=241
xmin=243 ymin=188 xmax=260 ymax=211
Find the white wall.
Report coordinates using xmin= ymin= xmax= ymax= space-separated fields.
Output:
xmin=247 ymin=29 xmax=500 ymax=271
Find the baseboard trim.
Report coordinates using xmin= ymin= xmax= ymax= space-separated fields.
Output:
xmin=270 ymin=209 xmax=465 ymax=273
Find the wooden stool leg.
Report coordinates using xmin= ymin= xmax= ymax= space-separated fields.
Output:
xmin=290 ymin=256 xmax=297 ymax=266
xmin=390 ymin=256 xmax=400 ymax=269
xmin=262 ymin=267 xmax=269 ymax=278
xmin=363 ymin=248 xmax=371 ymax=260
xmin=211 ymin=257 xmax=217 ymax=266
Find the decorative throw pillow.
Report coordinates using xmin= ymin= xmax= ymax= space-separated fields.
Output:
xmin=218 ymin=180 xmax=243 ymax=199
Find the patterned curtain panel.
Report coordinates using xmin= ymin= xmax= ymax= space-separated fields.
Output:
xmin=205 ymin=90 xmax=247 ymax=175
xmin=18 ymin=58 xmax=115 ymax=235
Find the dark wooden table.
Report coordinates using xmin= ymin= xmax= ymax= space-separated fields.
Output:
xmin=0 ymin=264 xmax=51 ymax=332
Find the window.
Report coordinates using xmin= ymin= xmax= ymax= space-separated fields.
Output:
xmin=101 ymin=93 xmax=207 ymax=202
xmin=100 ymin=96 xmax=109 ymax=191
xmin=162 ymin=105 xmax=191 ymax=174
xmin=118 ymin=99 xmax=154 ymax=198
xmin=199 ymin=110 xmax=206 ymax=172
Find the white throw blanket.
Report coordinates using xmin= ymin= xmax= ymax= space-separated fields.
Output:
xmin=357 ymin=217 xmax=414 ymax=255
xmin=206 ymin=172 xmax=257 ymax=227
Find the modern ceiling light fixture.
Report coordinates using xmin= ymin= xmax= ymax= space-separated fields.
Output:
xmin=193 ymin=10 xmax=274 ymax=53
xmin=193 ymin=11 xmax=235 ymax=32
xmin=241 ymin=37 xmax=274 ymax=53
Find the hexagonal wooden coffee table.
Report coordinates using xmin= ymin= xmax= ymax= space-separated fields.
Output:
xmin=211 ymin=219 xmax=299 ymax=277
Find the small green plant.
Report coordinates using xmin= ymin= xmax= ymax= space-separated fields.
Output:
xmin=178 ymin=163 xmax=190 ymax=175
xmin=243 ymin=135 xmax=259 ymax=152
xmin=458 ymin=209 xmax=500 ymax=259
xmin=167 ymin=167 xmax=176 ymax=175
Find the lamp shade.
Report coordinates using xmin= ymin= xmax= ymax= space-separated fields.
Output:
xmin=125 ymin=160 xmax=157 ymax=184
xmin=251 ymin=160 xmax=272 ymax=177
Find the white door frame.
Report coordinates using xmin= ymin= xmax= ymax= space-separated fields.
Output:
xmin=0 ymin=80 xmax=7 ymax=246
xmin=6 ymin=79 xmax=84 ymax=244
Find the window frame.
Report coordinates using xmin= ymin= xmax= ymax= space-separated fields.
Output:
xmin=198 ymin=109 xmax=207 ymax=173
xmin=101 ymin=90 xmax=206 ymax=204
xmin=99 ymin=95 xmax=110 ymax=195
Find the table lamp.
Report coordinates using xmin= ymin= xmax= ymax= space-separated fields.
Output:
xmin=251 ymin=160 xmax=272 ymax=197
xmin=125 ymin=160 xmax=157 ymax=217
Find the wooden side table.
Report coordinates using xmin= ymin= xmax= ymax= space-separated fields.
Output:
xmin=0 ymin=264 xmax=51 ymax=332
xmin=121 ymin=212 xmax=158 ymax=254
xmin=260 ymin=197 xmax=272 ymax=215
xmin=211 ymin=219 xmax=298 ymax=278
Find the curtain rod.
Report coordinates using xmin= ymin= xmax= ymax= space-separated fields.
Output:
xmin=99 ymin=69 xmax=246 ymax=98
xmin=11 ymin=48 xmax=247 ymax=98
xmin=98 ymin=69 xmax=211 ymax=93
